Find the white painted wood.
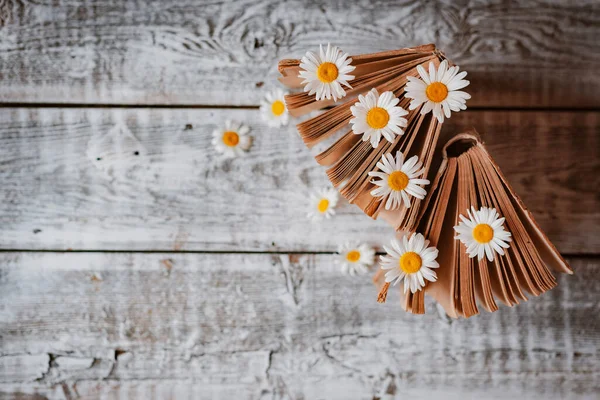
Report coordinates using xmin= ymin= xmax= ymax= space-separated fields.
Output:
xmin=1 ymin=375 xmax=599 ymax=400
xmin=0 ymin=253 xmax=597 ymax=399
xmin=0 ymin=2 xmax=597 ymax=398
xmin=0 ymin=107 xmax=597 ymax=253
xmin=0 ymin=0 xmax=598 ymax=107
xmin=0 ymin=354 xmax=49 ymax=383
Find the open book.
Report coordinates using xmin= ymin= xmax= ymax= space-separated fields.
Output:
xmin=278 ymin=44 xmax=456 ymax=231
xmin=375 ymin=131 xmax=573 ymax=318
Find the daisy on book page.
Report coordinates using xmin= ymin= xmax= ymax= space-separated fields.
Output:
xmin=350 ymin=88 xmax=408 ymax=148
xmin=454 ymin=206 xmax=512 ymax=262
xmin=378 ymin=232 xmax=439 ymax=296
xmin=374 ymin=131 xmax=573 ymax=319
xmin=405 ymin=59 xmax=470 ymax=123
xmin=278 ymin=44 xmax=470 ymax=232
xmin=368 ymin=151 xmax=430 ymax=210
xmin=298 ymin=43 xmax=355 ymax=101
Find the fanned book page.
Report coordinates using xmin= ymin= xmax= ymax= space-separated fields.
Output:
xmin=278 ymin=44 xmax=470 ymax=231
xmin=375 ymin=131 xmax=573 ymax=318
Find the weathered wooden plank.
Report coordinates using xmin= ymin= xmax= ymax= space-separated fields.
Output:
xmin=1 ymin=374 xmax=599 ymax=400
xmin=0 ymin=253 xmax=598 ymax=399
xmin=0 ymin=355 xmax=49 ymax=383
xmin=0 ymin=0 xmax=598 ymax=107
xmin=0 ymin=108 xmax=597 ymax=253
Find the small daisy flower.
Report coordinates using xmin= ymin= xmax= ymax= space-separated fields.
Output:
xmin=454 ymin=206 xmax=512 ymax=262
xmin=350 ymin=88 xmax=409 ymax=148
xmin=307 ymin=187 xmax=339 ymax=221
xmin=211 ymin=120 xmax=252 ymax=158
xmin=260 ymin=88 xmax=289 ymax=127
xmin=380 ymin=232 xmax=440 ymax=294
xmin=336 ymin=242 xmax=375 ymax=276
xmin=298 ymin=43 xmax=355 ymax=101
xmin=404 ymin=60 xmax=471 ymax=123
xmin=368 ymin=151 xmax=430 ymax=210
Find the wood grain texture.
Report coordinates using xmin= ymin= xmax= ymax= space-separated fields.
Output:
xmin=0 ymin=253 xmax=598 ymax=399
xmin=0 ymin=107 xmax=597 ymax=253
xmin=0 ymin=0 xmax=599 ymax=107
xmin=1 ymin=376 xmax=599 ymax=400
xmin=0 ymin=1 xmax=598 ymax=398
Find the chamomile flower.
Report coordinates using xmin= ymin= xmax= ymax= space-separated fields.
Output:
xmin=298 ymin=43 xmax=355 ymax=101
xmin=368 ymin=151 xmax=430 ymax=210
xmin=307 ymin=187 xmax=339 ymax=222
xmin=380 ymin=232 xmax=439 ymax=293
xmin=350 ymin=88 xmax=409 ymax=148
xmin=211 ymin=120 xmax=252 ymax=158
xmin=336 ymin=242 xmax=375 ymax=276
xmin=454 ymin=206 xmax=512 ymax=262
xmin=260 ymin=89 xmax=290 ymax=127
xmin=404 ymin=60 xmax=471 ymax=123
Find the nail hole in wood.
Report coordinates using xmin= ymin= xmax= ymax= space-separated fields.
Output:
xmin=115 ymin=349 xmax=128 ymax=360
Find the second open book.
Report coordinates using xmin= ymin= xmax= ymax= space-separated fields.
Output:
xmin=373 ymin=131 xmax=572 ymax=318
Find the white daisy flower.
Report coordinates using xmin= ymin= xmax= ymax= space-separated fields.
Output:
xmin=307 ymin=187 xmax=339 ymax=221
xmin=298 ymin=43 xmax=355 ymax=101
xmin=454 ymin=206 xmax=512 ymax=262
xmin=380 ymin=232 xmax=440 ymax=294
xmin=335 ymin=242 xmax=375 ymax=276
xmin=211 ymin=120 xmax=252 ymax=158
xmin=367 ymin=151 xmax=430 ymax=210
xmin=260 ymin=88 xmax=290 ymax=127
xmin=350 ymin=88 xmax=409 ymax=148
xmin=404 ymin=60 xmax=471 ymax=123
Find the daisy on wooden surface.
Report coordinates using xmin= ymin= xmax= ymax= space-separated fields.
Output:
xmin=350 ymin=88 xmax=408 ymax=148
xmin=404 ymin=60 xmax=470 ymax=123
xmin=368 ymin=151 xmax=430 ymax=210
xmin=336 ymin=242 xmax=375 ymax=276
xmin=454 ymin=206 xmax=512 ymax=262
xmin=298 ymin=43 xmax=355 ymax=101
xmin=307 ymin=187 xmax=339 ymax=222
xmin=379 ymin=232 xmax=439 ymax=294
xmin=211 ymin=120 xmax=252 ymax=158
xmin=260 ymin=88 xmax=290 ymax=127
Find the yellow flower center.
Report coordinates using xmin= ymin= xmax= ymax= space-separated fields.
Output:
xmin=425 ymin=82 xmax=449 ymax=103
xmin=387 ymin=171 xmax=409 ymax=191
xmin=222 ymin=131 xmax=239 ymax=147
xmin=346 ymin=250 xmax=361 ymax=263
xmin=399 ymin=251 xmax=422 ymax=274
xmin=472 ymin=223 xmax=494 ymax=244
xmin=366 ymin=107 xmax=390 ymax=129
xmin=317 ymin=198 xmax=329 ymax=213
xmin=271 ymin=100 xmax=285 ymax=116
xmin=317 ymin=62 xmax=338 ymax=83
